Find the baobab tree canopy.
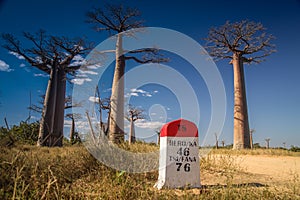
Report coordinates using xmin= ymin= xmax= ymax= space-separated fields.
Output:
xmin=86 ymin=4 xmax=143 ymax=33
xmin=205 ymin=20 xmax=276 ymax=63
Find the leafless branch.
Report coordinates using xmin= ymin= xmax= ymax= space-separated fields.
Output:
xmin=204 ymin=20 xmax=276 ymax=63
xmin=86 ymin=4 xmax=143 ymax=34
xmin=124 ymin=47 xmax=169 ymax=63
xmin=2 ymin=30 xmax=93 ymax=74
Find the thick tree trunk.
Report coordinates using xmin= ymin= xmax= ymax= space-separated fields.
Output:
xmin=232 ymin=53 xmax=250 ymax=149
xmin=109 ymin=34 xmax=125 ymax=143
xmin=52 ymin=68 xmax=66 ymax=147
xmin=128 ymin=118 xmax=136 ymax=144
xmin=69 ymin=117 xmax=75 ymax=144
xmin=37 ymin=66 xmax=57 ymax=146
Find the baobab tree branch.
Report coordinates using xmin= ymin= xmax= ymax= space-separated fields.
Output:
xmin=205 ymin=20 xmax=275 ymax=64
xmin=124 ymin=48 xmax=169 ymax=63
xmin=2 ymin=33 xmax=52 ymax=73
xmin=124 ymin=55 xmax=168 ymax=63
xmin=86 ymin=4 xmax=142 ymax=33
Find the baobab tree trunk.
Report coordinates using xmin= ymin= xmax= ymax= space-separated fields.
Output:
xmin=37 ymin=66 xmax=57 ymax=146
xmin=52 ymin=68 xmax=66 ymax=146
xmin=128 ymin=118 xmax=136 ymax=144
xmin=109 ymin=34 xmax=125 ymax=143
xmin=69 ymin=117 xmax=75 ymax=144
xmin=232 ymin=53 xmax=250 ymax=149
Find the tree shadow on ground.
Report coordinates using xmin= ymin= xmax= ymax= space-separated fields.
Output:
xmin=201 ymin=182 xmax=267 ymax=189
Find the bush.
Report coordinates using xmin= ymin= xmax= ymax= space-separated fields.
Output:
xmin=290 ymin=146 xmax=300 ymax=152
xmin=0 ymin=121 xmax=39 ymax=146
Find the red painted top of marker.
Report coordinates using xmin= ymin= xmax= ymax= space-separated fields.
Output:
xmin=160 ymin=119 xmax=198 ymax=137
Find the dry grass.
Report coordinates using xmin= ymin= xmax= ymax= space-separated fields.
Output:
xmin=0 ymin=143 xmax=299 ymax=199
xmin=209 ymin=148 xmax=300 ymax=157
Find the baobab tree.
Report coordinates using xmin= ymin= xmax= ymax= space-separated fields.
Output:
xmin=2 ymin=30 xmax=91 ymax=146
xmin=66 ymin=113 xmax=81 ymax=144
xmin=214 ymin=132 xmax=219 ymax=149
xmin=205 ymin=20 xmax=276 ymax=149
xmin=86 ymin=4 xmax=167 ymax=143
xmin=265 ymin=138 xmax=271 ymax=149
xmin=221 ymin=140 xmax=225 ymax=147
xmin=125 ymin=105 xmax=144 ymax=144
xmin=250 ymin=129 xmax=255 ymax=149
xmin=283 ymin=142 xmax=286 ymax=149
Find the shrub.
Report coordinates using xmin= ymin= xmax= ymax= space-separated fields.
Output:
xmin=290 ymin=146 xmax=300 ymax=152
xmin=0 ymin=121 xmax=39 ymax=146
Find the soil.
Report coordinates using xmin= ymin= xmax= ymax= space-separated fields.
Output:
xmin=201 ymin=155 xmax=300 ymax=186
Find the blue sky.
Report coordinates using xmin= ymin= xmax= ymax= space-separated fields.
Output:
xmin=0 ymin=0 xmax=299 ymax=147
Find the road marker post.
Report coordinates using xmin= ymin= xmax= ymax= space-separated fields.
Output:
xmin=154 ymin=119 xmax=201 ymax=189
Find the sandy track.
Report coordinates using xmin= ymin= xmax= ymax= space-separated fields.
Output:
xmin=201 ymin=154 xmax=300 ymax=186
xmin=240 ymin=155 xmax=300 ymax=183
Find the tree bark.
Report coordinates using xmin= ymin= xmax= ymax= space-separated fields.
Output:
xmin=109 ymin=34 xmax=125 ymax=143
xmin=128 ymin=118 xmax=136 ymax=144
xmin=51 ymin=68 xmax=66 ymax=147
xmin=37 ymin=66 xmax=57 ymax=146
xmin=232 ymin=53 xmax=250 ymax=149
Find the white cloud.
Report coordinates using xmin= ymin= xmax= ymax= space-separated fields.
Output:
xmin=89 ymin=96 xmax=100 ymax=103
xmin=125 ymin=88 xmax=155 ymax=98
xmin=64 ymin=120 xmax=72 ymax=128
xmin=78 ymin=69 xmax=98 ymax=75
xmin=72 ymin=54 xmax=84 ymax=61
xmin=9 ymin=51 xmax=25 ymax=60
xmin=86 ymin=64 xmax=102 ymax=69
xmin=0 ymin=60 xmax=13 ymax=72
xmin=19 ymin=63 xmax=26 ymax=67
xmin=34 ymin=73 xmax=49 ymax=77
xmin=130 ymin=92 xmax=139 ymax=96
xmin=135 ymin=119 xmax=164 ymax=129
xmin=71 ymin=78 xmax=92 ymax=85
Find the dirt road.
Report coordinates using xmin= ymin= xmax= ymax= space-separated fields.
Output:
xmin=240 ymin=155 xmax=300 ymax=184
xmin=201 ymin=154 xmax=300 ymax=186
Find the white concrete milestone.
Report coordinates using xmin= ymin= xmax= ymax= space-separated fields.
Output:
xmin=154 ymin=119 xmax=201 ymax=189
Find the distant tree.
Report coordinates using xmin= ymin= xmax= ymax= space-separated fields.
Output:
xmin=86 ymin=4 xmax=167 ymax=143
xmin=155 ymin=128 xmax=161 ymax=145
xmin=65 ymin=113 xmax=82 ymax=144
xmin=250 ymin=129 xmax=255 ymax=149
xmin=2 ymin=30 xmax=91 ymax=147
xmin=283 ymin=142 xmax=286 ymax=149
xmin=221 ymin=140 xmax=225 ymax=147
xmin=205 ymin=20 xmax=276 ymax=149
xmin=214 ymin=132 xmax=219 ymax=149
xmin=125 ymin=105 xmax=144 ymax=144
xmin=265 ymin=138 xmax=270 ymax=149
